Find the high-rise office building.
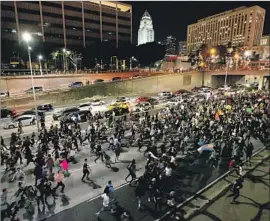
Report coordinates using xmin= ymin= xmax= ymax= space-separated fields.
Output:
xmin=163 ymin=36 xmax=176 ymax=55
xmin=138 ymin=10 xmax=154 ymax=45
xmin=187 ymin=5 xmax=266 ymax=52
xmin=178 ymin=41 xmax=187 ymax=55
xmin=1 ymin=1 xmax=132 ymax=50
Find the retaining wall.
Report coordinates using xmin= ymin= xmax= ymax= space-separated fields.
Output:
xmin=1 ymin=72 xmax=203 ymax=107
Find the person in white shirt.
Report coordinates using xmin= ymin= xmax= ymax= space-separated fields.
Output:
xmin=95 ymin=192 xmax=115 ymax=216
xmin=170 ymin=155 xmax=176 ymax=166
xmin=165 ymin=165 xmax=172 ymax=177
xmin=113 ymin=137 xmax=118 ymax=146
xmin=12 ymin=168 xmax=25 ymax=182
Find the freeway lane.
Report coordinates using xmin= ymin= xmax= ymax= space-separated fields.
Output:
xmin=188 ymin=157 xmax=270 ymax=221
xmin=0 ymin=97 xmax=164 ymax=139
xmin=45 ymin=137 xmax=265 ymax=221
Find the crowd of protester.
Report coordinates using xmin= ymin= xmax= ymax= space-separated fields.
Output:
xmin=0 ymin=90 xmax=269 ymax=220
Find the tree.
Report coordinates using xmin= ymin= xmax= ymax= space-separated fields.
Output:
xmin=188 ymin=52 xmax=197 ymax=66
xmin=197 ymin=44 xmax=209 ymax=62
xmin=134 ymin=42 xmax=165 ymax=67
xmin=216 ymin=45 xmax=227 ymax=64
xmin=116 ymin=42 xmax=136 ymax=60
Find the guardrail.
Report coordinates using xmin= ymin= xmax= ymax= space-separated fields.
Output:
xmin=156 ymin=145 xmax=269 ymax=221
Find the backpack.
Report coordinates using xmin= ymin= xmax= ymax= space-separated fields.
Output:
xmin=104 ymin=186 xmax=109 ymax=194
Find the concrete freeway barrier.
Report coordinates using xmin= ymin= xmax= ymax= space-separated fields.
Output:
xmin=1 ymin=72 xmax=202 ymax=111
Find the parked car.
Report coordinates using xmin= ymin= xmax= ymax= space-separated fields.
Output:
xmin=129 ymin=75 xmax=141 ymax=79
xmin=60 ymin=110 xmax=91 ymax=123
xmin=158 ymin=91 xmax=172 ymax=99
xmin=25 ymin=86 xmax=43 ymax=93
xmin=90 ymin=99 xmax=105 ymax=106
xmin=4 ymin=115 xmax=36 ymax=129
xmin=79 ymin=102 xmax=92 ymax=111
xmin=147 ymin=98 xmax=159 ymax=105
xmin=116 ymin=96 xmax=128 ymax=103
xmin=21 ymin=110 xmax=45 ymax=118
xmin=92 ymin=79 xmax=104 ymax=84
xmin=166 ymin=98 xmax=183 ymax=107
xmin=135 ymin=96 xmax=151 ymax=103
xmin=111 ymin=77 xmax=121 ymax=82
xmin=247 ymin=82 xmax=259 ymax=90
xmin=104 ymin=107 xmax=129 ymax=118
xmin=1 ymin=92 xmax=9 ymax=98
xmin=53 ymin=107 xmax=80 ymax=120
xmin=174 ymin=89 xmax=191 ymax=95
xmin=132 ymin=102 xmax=152 ymax=112
xmin=69 ymin=81 xmax=83 ymax=88
xmin=108 ymin=102 xmax=129 ymax=111
xmin=1 ymin=108 xmax=17 ymax=118
xmin=37 ymin=103 xmax=53 ymax=112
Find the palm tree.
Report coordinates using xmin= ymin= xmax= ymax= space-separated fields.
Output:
xmin=51 ymin=50 xmax=60 ymax=67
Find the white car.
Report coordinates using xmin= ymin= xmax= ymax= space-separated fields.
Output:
xmin=166 ymin=98 xmax=183 ymax=107
xmin=218 ymin=86 xmax=231 ymax=91
xmin=198 ymin=89 xmax=212 ymax=97
xmin=90 ymin=99 xmax=105 ymax=106
xmin=132 ymin=102 xmax=152 ymax=112
xmin=79 ymin=102 xmax=92 ymax=111
xmin=116 ymin=96 xmax=128 ymax=103
xmin=1 ymin=92 xmax=9 ymax=98
xmin=4 ymin=115 xmax=36 ymax=129
xmin=158 ymin=91 xmax=172 ymax=99
xmin=193 ymin=94 xmax=205 ymax=102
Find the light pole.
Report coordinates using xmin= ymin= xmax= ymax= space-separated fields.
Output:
xmin=210 ymin=48 xmax=216 ymax=70
xmin=62 ymin=48 xmax=66 ymax=73
xmin=22 ymin=32 xmax=40 ymax=131
xmin=234 ymin=53 xmax=239 ymax=70
xmin=38 ymin=55 xmax=43 ymax=75
xmin=224 ymin=58 xmax=229 ymax=88
xmin=199 ymin=61 xmax=206 ymax=86
xmin=66 ymin=50 xmax=70 ymax=72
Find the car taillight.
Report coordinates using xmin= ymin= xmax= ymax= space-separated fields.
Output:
xmin=12 ymin=110 xmax=16 ymax=115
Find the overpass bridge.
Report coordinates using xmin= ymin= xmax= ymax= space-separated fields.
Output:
xmin=204 ymin=69 xmax=269 ymax=89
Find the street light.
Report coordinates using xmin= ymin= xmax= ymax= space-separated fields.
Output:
xmin=234 ymin=53 xmax=240 ymax=59
xmin=234 ymin=53 xmax=239 ymax=70
xmin=199 ymin=62 xmax=206 ymax=86
xmin=244 ymin=51 xmax=251 ymax=57
xmin=210 ymin=48 xmax=216 ymax=55
xmin=38 ymin=55 xmax=43 ymax=75
xmin=62 ymin=48 xmax=66 ymax=73
xmin=22 ymin=32 xmax=32 ymax=43
xmin=22 ymin=32 xmax=40 ymax=131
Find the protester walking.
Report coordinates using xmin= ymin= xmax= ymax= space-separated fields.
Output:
xmin=54 ymin=170 xmax=65 ymax=193
xmin=81 ymin=158 xmax=91 ymax=182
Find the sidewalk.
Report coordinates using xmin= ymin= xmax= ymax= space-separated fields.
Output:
xmin=189 ymin=159 xmax=270 ymax=221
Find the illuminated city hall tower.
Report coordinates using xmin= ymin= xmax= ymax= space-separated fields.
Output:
xmin=138 ymin=10 xmax=155 ymax=45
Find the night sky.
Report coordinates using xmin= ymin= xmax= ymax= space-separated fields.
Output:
xmin=127 ymin=1 xmax=270 ymax=44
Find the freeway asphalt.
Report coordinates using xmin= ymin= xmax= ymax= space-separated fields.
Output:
xmin=41 ymin=137 xmax=264 ymax=221
xmin=188 ymin=159 xmax=270 ymax=221
xmin=0 ymin=96 xmax=163 ymax=139
xmin=0 ymin=127 xmax=265 ymax=221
